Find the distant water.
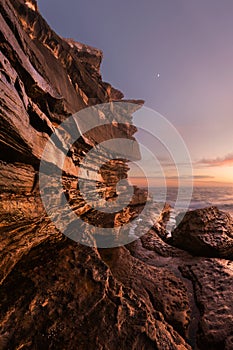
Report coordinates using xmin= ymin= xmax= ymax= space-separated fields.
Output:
xmin=150 ymin=186 xmax=233 ymax=218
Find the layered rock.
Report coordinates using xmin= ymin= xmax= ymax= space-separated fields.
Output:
xmin=0 ymin=1 xmax=191 ymax=349
xmin=0 ymin=0 xmax=142 ymax=223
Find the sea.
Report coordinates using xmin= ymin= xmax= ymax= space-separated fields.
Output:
xmin=150 ymin=186 xmax=233 ymax=218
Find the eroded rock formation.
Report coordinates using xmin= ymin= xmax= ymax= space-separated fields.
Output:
xmin=0 ymin=1 xmax=232 ymax=349
xmin=171 ymin=207 xmax=233 ymax=259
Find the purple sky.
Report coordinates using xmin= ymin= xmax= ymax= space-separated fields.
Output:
xmin=38 ymin=0 xmax=233 ymax=185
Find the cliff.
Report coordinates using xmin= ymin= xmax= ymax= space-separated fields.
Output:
xmin=0 ymin=1 xmax=232 ymax=349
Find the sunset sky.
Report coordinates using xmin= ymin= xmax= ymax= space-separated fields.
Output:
xmin=38 ymin=0 xmax=233 ymax=186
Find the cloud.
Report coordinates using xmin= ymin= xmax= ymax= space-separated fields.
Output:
xmin=193 ymin=175 xmax=215 ymax=179
xmin=131 ymin=175 xmax=214 ymax=180
xmin=197 ymin=153 xmax=233 ymax=167
xmin=165 ymin=175 xmax=215 ymax=180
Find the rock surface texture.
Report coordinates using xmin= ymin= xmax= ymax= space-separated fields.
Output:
xmin=0 ymin=1 xmax=232 ymax=349
xmin=172 ymin=207 xmax=233 ymax=259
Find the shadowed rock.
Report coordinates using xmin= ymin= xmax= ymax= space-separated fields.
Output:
xmin=171 ymin=207 xmax=233 ymax=259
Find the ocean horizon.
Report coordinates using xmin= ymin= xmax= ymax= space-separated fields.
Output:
xmin=147 ymin=185 xmax=233 ymax=217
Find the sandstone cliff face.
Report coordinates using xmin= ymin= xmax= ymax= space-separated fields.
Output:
xmin=0 ymin=1 xmax=232 ymax=349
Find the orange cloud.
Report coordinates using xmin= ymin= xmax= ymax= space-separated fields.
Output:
xmin=198 ymin=153 xmax=233 ymax=167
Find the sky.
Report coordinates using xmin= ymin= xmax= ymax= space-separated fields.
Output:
xmin=37 ymin=0 xmax=233 ymax=186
